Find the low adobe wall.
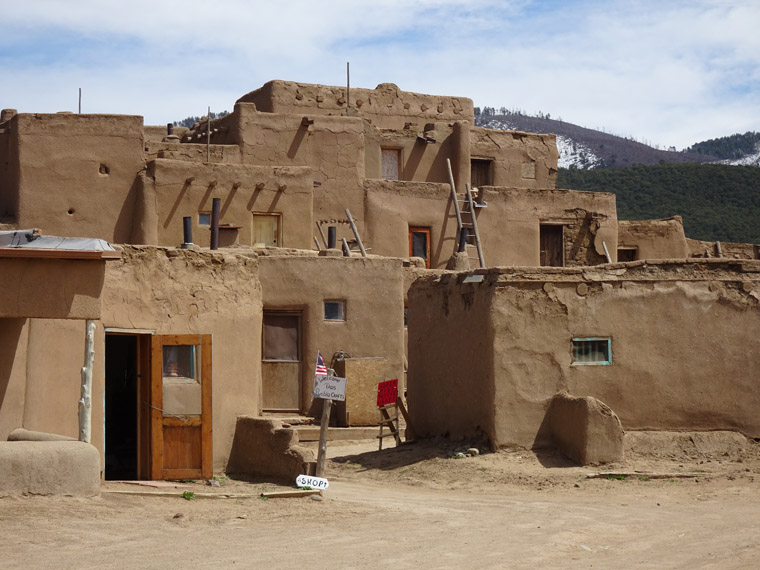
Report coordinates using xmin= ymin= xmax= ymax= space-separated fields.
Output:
xmin=226 ymin=417 xmax=314 ymax=482
xmin=0 ymin=439 xmax=100 ymax=496
xmin=545 ymin=392 xmax=623 ymax=465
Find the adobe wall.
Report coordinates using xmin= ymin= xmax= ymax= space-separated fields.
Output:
xmin=230 ymin=105 xmax=366 ymax=242
xmin=363 ymin=121 xmax=470 ymax=189
xmin=470 ymin=128 xmax=559 ymax=189
xmin=101 ymin=246 xmax=262 ymax=471
xmin=141 ymin=159 xmax=313 ymax=248
xmin=409 ymin=261 xmax=760 ymax=449
xmin=687 ymin=237 xmax=760 ymax=260
xmin=11 ymin=113 xmax=145 ymax=242
xmin=364 ymin=180 xmax=457 ymax=268
xmin=477 ymin=187 xmax=618 ymax=267
xmin=18 ymin=319 xmax=92 ymax=444
xmin=407 ymin=271 xmax=496 ymax=443
xmin=618 ymin=217 xmax=688 ymax=260
xmin=0 ymin=318 xmax=29 ymax=439
xmin=236 ymin=80 xmax=474 ymax=130
xmin=0 ymin=257 xmax=105 ymax=319
xmin=364 ymin=181 xmax=617 ymax=268
xmin=256 ymin=252 xmax=406 ymax=416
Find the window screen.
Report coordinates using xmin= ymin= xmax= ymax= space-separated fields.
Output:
xmin=324 ymin=301 xmax=346 ymax=321
xmin=572 ymin=338 xmax=611 ymax=365
xmin=263 ymin=313 xmax=300 ymax=361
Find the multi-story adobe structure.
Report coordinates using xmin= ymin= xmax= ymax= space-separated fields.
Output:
xmin=1 ymin=80 xmax=758 ymax=488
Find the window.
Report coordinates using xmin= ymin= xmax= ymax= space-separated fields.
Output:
xmin=617 ymin=247 xmax=637 ymax=262
xmin=572 ymin=338 xmax=612 ymax=365
xmin=409 ymin=226 xmax=431 ymax=268
xmin=381 ymin=148 xmax=401 ymax=180
xmin=252 ymin=213 xmax=281 ymax=247
xmin=324 ymin=300 xmax=346 ymax=321
xmin=540 ymin=224 xmax=564 ymax=267
xmin=198 ymin=212 xmax=211 ymax=226
xmin=471 ymin=159 xmax=492 ymax=187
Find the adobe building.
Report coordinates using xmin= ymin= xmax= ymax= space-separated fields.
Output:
xmin=2 ymin=79 xmax=759 ymax=487
xmin=408 ymin=259 xmax=760 ymax=458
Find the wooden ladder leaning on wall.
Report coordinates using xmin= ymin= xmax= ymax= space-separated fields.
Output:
xmin=446 ymin=158 xmax=486 ymax=268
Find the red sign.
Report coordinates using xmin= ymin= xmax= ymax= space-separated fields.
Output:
xmin=377 ymin=379 xmax=398 ymax=407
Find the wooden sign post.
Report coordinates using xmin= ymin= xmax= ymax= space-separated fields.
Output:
xmin=314 ymin=369 xmax=346 ymax=477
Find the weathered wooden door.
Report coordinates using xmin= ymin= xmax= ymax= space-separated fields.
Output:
xmin=262 ymin=311 xmax=301 ymax=412
xmin=540 ymin=224 xmax=564 ymax=267
xmin=151 ymin=334 xmax=212 ymax=480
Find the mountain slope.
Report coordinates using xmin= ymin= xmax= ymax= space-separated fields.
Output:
xmin=558 ymin=164 xmax=760 ymax=243
xmin=478 ymin=113 xmax=715 ymax=169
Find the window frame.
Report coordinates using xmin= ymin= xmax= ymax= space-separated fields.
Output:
xmin=381 ymin=147 xmax=402 ymax=181
xmin=323 ymin=300 xmax=347 ymax=322
xmin=571 ymin=337 xmax=612 ymax=366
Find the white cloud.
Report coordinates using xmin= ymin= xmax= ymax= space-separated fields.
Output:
xmin=2 ymin=0 xmax=759 ymax=148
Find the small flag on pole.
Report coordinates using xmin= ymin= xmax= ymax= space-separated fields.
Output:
xmin=315 ymin=352 xmax=328 ymax=377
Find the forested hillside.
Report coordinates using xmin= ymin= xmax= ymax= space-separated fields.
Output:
xmin=558 ymin=164 xmax=760 ymax=243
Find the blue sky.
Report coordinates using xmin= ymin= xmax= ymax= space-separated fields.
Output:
xmin=2 ymin=0 xmax=758 ymax=149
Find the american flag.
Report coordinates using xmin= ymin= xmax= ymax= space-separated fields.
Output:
xmin=315 ymin=352 xmax=328 ymax=377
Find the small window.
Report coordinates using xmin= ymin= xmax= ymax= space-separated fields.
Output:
xmin=409 ymin=226 xmax=431 ymax=268
xmin=572 ymin=338 xmax=611 ymax=365
xmin=324 ymin=300 xmax=346 ymax=321
xmin=198 ymin=213 xmax=211 ymax=226
xmin=471 ymin=158 xmax=492 ymax=187
xmin=617 ymin=248 xmax=637 ymax=262
xmin=404 ymin=307 xmax=408 ymax=328
xmin=381 ymin=148 xmax=401 ymax=180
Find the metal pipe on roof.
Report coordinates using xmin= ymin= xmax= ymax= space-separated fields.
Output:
xmin=210 ymin=198 xmax=221 ymax=250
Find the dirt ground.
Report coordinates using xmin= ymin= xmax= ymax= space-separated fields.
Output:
xmin=2 ymin=435 xmax=760 ymax=570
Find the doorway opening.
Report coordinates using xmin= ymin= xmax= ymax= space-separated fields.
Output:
xmin=105 ymin=333 xmax=151 ymax=480
xmin=540 ymin=224 xmax=564 ymax=267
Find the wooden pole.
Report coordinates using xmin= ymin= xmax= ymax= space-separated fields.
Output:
xmin=315 ymin=398 xmax=332 ymax=477
xmin=78 ymin=88 xmax=81 ymax=114
xmin=344 ymin=208 xmax=367 ymax=257
xmin=78 ymin=319 xmax=95 ymax=443
xmin=602 ymin=241 xmax=612 ymax=263
xmin=346 ymin=62 xmax=350 ymax=110
xmin=206 ymin=106 xmax=211 ymax=163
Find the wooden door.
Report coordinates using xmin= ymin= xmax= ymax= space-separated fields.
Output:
xmin=151 ymin=334 xmax=212 ymax=480
xmin=252 ymin=214 xmax=280 ymax=247
xmin=540 ymin=224 xmax=564 ymax=267
xmin=262 ymin=312 xmax=301 ymax=412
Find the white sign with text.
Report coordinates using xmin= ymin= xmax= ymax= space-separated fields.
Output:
xmin=313 ymin=374 xmax=347 ymax=401
xmin=296 ymin=474 xmax=329 ymax=490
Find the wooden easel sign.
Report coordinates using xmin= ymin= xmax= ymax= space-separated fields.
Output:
xmin=377 ymin=378 xmax=398 ymax=407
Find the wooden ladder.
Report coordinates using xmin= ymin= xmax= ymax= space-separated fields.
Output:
xmin=446 ymin=159 xmax=486 ymax=268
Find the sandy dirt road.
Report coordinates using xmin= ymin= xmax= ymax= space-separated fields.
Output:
xmin=2 ymin=439 xmax=759 ymax=569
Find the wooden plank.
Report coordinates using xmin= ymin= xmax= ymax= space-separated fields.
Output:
xmin=396 ymin=398 xmax=415 ymax=441
xmin=260 ymin=490 xmax=323 ymax=499
xmin=0 ymin=248 xmax=122 ymax=260
xmin=201 ymin=334 xmax=213 ymax=479
xmin=162 ymin=416 xmax=202 ymax=427
xmin=150 ymin=336 xmax=164 ymax=481
xmin=158 ymin=334 xmax=202 ymax=346
xmin=137 ymin=334 xmax=152 ymax=480
xmin=586 ymin=471 xmax=706 ymax=480
xmin=163 ymin=425 xmax=202 ymax=470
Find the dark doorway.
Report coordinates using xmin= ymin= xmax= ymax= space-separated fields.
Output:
xmin=105 ymin=333 xmax=151 ymax=480
xmin=540 ymin=224 xmax=564 ymax=267
xmin=105 ymin=334 xmax=138 ymax=480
